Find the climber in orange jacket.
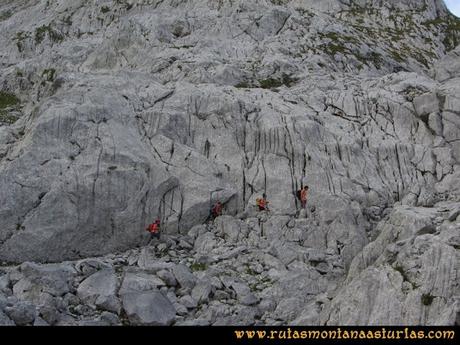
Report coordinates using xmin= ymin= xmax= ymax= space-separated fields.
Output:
xmin=256 ymin=193 xmax=269 ymax=211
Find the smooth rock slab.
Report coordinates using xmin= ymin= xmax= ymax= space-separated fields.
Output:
xmin=179 ymin=295 xmax=198 ymax=309
xmin=121 ymin=290 xmax=176 ymax=325
xmin=172 ymin=264 xmax=197 ymax=289
xmin=156 ymin=269 xmax=177 ymax=287
xmin=191 ymin=281 xmax=212 ymax=304
xmin=0 ymin=274 xmax=10 ymax=294
xmin=77 ymin=269 xmax=118 ymax=305
xmin=95 ymin=294 xmax=122 ymax=315
xmin=0 ymin=310 xmax=14 ymax=325
xmin=4 ymin=302 xmax=36 ymax=326
xmin=230 ymin=282 xmax=259 ymax=306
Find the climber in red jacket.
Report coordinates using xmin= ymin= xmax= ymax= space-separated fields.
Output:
xmin=211 ymin=201 xmax=223 ymax=219
xmin=300 ymin=185 xmax=309 ymax=209
xmin=146 ymin=219 xmax=161 ymax=241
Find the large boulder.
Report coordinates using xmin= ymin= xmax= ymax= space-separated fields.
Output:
xmin=171 ymin=264 xmax=197 ymax=290
xmin=121 ymin=290 xmax=176 ymax=326
xmin=0 ymin=310 xmax=14 ymax=325
xmin=191 ymin=281 xmax=212 ymax=305
xmin=76 ymin=269 xmax=119 ymax=307
xmin=4 ymin=301 xmax=36 ymax=326
xmin=11 ymin=262 xmax=76 ymax=304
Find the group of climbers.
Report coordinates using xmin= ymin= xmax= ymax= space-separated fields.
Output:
xmin=207 ymin=185 xmax=308 ymax=219
xmin=145 ymin=186 xmax=309 ymax=243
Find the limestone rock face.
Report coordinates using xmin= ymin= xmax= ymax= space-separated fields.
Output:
xmin=0 ymin=0 xmax=458 ymax=263
xmin=320 ymin=203 xmax=460 ymax=325
xmin=0 ymin=0 xmax=459 ymax=326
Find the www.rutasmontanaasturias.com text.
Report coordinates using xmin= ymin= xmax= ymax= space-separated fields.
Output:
xmin=234 ymin=327 xmax=456 ymax=340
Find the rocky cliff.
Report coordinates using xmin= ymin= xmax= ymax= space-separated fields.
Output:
xmin=0 ymin=0 xmax=459 ymax=326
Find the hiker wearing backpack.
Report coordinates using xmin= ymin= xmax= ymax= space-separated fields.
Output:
xmin=299 ymin=185 xmax=309 ymax=209
xmin=256 ymin=193 xmax=269 ymax=211
xmin=211 ymin=201 xmax=223 ymax=219
xmin=146 ymin=219 xmax=161 ymax=241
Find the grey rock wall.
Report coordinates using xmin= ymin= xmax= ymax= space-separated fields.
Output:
xmin=0 ymin=0 xmax=458 ymax=326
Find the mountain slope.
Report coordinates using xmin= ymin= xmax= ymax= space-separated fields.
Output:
xmin=0 ymin=0 xmax=458 ymax=326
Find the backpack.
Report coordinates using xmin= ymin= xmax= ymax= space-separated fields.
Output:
xmin=296 ymin=190 xmax=302 ymax=200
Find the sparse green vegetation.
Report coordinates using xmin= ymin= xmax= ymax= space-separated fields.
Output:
xmin=63 ymin=15 xmax=72 ymax=26
xmin=245 ymin=267 xmax=258 ymax=276
xmin=347 ymin=5 xmax=366 ymax=16
xmin=35 ymin=24 xmax=64 ymax=44
xmin=269 ymin=0 xmax=289 ymax=5
xmin=259 ymin=77 xmax=284 ymax=89
xmin=171 ymin=44 xmax=194 ymax=49
xmin=394 ymin=264 xmax=408 ymax=279
xmin=321 ymin=31 xmax=359 ymax=45
xmin=332 ymin=7 xmax=448 ymax=68
xmin=190 ymin=262 xmax=207 ymax=271
xmin=403 ymin=86 xmax=426 ymax=101
xmin=0 ymin=9 xmax=12 ymax=21
xmin=259 ymin=73 xmax=298 ymax=89
xmin=42 ymin=68 xmax=56 ymax=82
xmin=422 ymin=18 xmax=446 ymax=27
xmin=236 ymin=74 xmax=298 ymax=90
xmin=320 ymin=33 xmax=384 ymax=69
xmin=115 ymin=0 xmax=133 ymax=10
xmin=390 ymin=49 xmax=405 ymax=63
xmin=14 ymin=31 xmax=30 ymax=52
xmin=35 ymin=25 xmax=49 ymax=44
xmin=235 ymin=81 xmax=251 ymax=88
xmin=393 ymin=264 xmax=418 ymax=289
xmin=0 ymin=91 xmax=20 ymax=110
xmin=280 ymin=73 xmax=298 ymax=87
xmin=367 ymin=51 xmax=383 ymax=68
xmin=421 ymin=294 xmax=434 ymax=306
xmin=424 ymin=37 xmax=433 ymax=44
xmin=443 ymin=16 xmax=460 ymax=52
xmin=295 ymin=7 xmax=313 ymax=18
xmin=16 ymin=31 xmax=28 ymax=41
xmin=422 ymin=15 xmax=460 ymax=52
xmin=248 ymin=267 xmax=272 ymax=291
xmin=0 ymin=91 xmax=20 ymax=125
xmin=322 ymin=42 xmax=348 ymax=56
xmin=0 ymin=113 xmax=19 ymax=125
